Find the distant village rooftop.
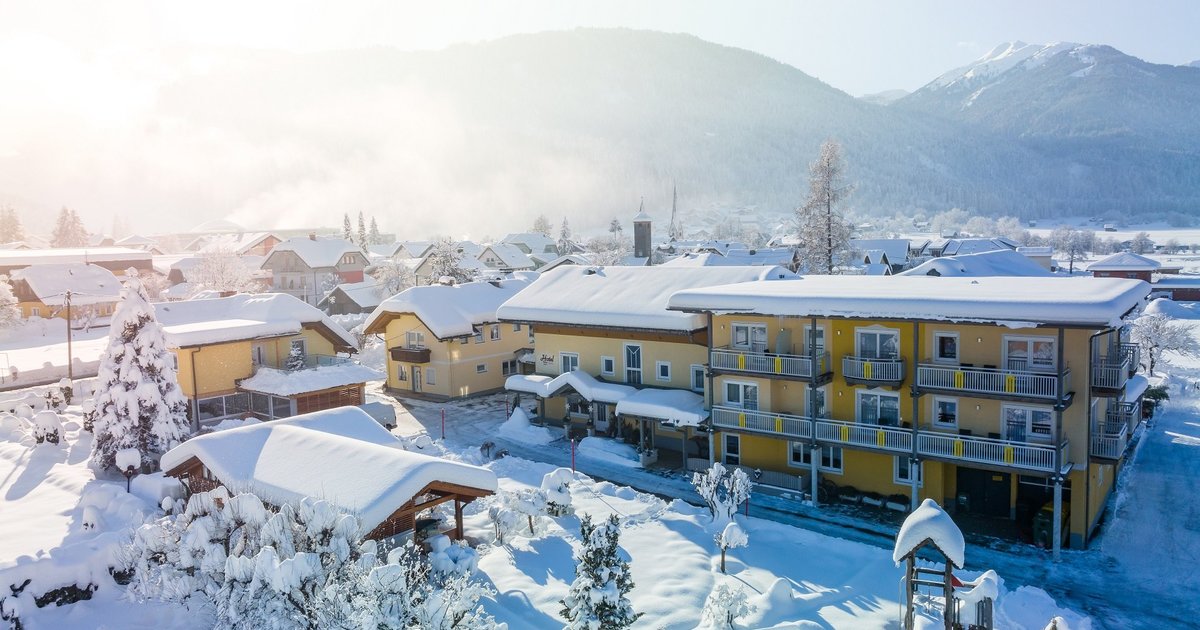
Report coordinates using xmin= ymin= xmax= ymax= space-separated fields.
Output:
xmin=668 ymin=275 xmax=1150 ymax=327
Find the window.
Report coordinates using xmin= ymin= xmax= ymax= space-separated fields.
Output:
xmin=804 ymin=325 xmax=826 ymax=354
xmin=933 ymin=332 xmax=959 ymax=363
xmin=251 ymin=345 xmax=266 ymax=366
xmin=476 ymin=363 xmax=487 ymax=374
xmin=31 ymin=307 xmax=40 ymax=317
xmin=1003 ymin=405 xmax=1054 ymax=443
xmin=490 ymin=325 xmax=501 ymax=340
xmin=624 ymin=344 xmax=642 ymax=384
xmin=405 ymin=330 xmax=425 ymax=348
xmin=560 ymin=352 xmax=579 ymax=374
xmin=600 ymin=356 xmax=616 ymax=376
xmin=690 ymin=364 xmax=705 ymax=392
xmin=170 ymin=353 xmax=179 ymax=371
xmin=933 ymin=397 xmax=958 ymax=428
xmin=856 ymin=328 xmax=899 ymax=359
xmin=895 ymin=456 xmax=923 ymax=486
xmin=528 ymin=326 xmax=535 ymax=344
xmin=808 ymin=386 xmax=829 ymax=418
xmin=474 ymin=328 xmax=484 ymax=344
xmin=789 ymin=442 xmax=843 ymax=472
xmin=512 ymin=323 xmax=522 ymax=332
xmin=656 ymin=361 xmax=671 ymax=382
xmin=731 ymin=323 xmax=767 ymax=352
xmin=857 ymin=390 xmax=900 ymax=426
xmin=396 ymin=364 xmax=407 ymax=381
xmin=724 ymin=381 xmax=759 ymax=411
xmin=460 ymin=337 xmax=470 ymax=344
xmin=567 ymin=397 xmax=591 ymax=417
xmin=1004 ymin=336 xmax=1056 ymax=372
xmin=501 ymin=359 xmax=518 ymax=376
xmin=723 ymin=434 xmax=741 ymax=465
xmin=425 ymin=368 xmax=436 ymax=385
xmin=291 ymin=338 xmax=307 ymax=356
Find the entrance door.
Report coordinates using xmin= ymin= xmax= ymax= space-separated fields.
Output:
xmin=593 ymin=404 xmax=609 ymax=433
xmin=412 ymin=366 xmax=422 ymax=393
xmin=956 ymin=468 xmax=1011 ymax=517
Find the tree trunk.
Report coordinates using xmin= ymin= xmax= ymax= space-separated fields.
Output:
xmin=720 ymin=547 xmax=727 ymax=573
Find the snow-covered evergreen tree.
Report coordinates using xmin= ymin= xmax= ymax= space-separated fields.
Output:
xmin=0 ymin=206 xmax=24 ymax=243
xmin=0 ymin=275 xmax=21 ymax=329
xmin=608 ymin=218 xmax=623 ymax=235
xmin=51 ymin=207 xmax=89 ymax=248
xmin=368 ymin=216 xmax=382 ymax=245
xmin=541 ymin=467 xmax=574 ymax=517
xmin=343 ymin=213 xmax=354 ymax=242
xmin=557 ymin=217 xmax=572 ymax=254
xmin=285 ymin=342 xmax=307 ymax=371
xmin=701 ymin=583 xmax=756 ymax=629
xmin=560 ymin=514 xmax=640 ymax=629
xmin=357 ymin=211 xmax=368 ymax=250
xmin=795 ymin=139 xmax=853 ymax=274
xmin=90 ymin=276 xmax=190 ymax=471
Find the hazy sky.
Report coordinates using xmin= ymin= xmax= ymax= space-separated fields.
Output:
xmin=1 ymin=0 xmax=1198 ymax=235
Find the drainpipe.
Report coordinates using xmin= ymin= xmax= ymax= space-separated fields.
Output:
xmin=190 ymin=346 xmax=202 ymax=433
xmin=1083 ymin=327 xmax=1108 ymax=550
xmin=706 ymin=311 xmax=716 ymax=467
xmin=910 ymin=320 xmax=921 ymax=511
xmin=1052 ymin=326 xmax=1066 ymax=561
xmin=809 ymin=316 xmax=820 ymax=507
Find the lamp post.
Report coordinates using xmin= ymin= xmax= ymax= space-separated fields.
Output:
xmin=65 ymin=290 xmax=73 ymax=381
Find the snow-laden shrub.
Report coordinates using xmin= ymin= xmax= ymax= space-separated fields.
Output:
xmin=560 ymin=514 xmax=640 ymax=630
xmin=541 ymin=467 xmax=575 ymax=517
xmin=693 ymin=462 xmax=752 ymax=525
xmin=701 ymin=583 xmax=756 ymax=629
xmin=715 ymin=521 xmax=748 ymax=573
xmin=0 ymin=413 xmax=23 ymax=441
xmin=14 ymin=403 xmax=33 ymax=420
xmin=32 ymin=410 xmax=62 ymax=444
xmin=487 ymin=503 xmax=521 ymax=545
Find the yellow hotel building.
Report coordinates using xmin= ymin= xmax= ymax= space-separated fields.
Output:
xmin=668 ymin=275 xmax=1150 ymax=555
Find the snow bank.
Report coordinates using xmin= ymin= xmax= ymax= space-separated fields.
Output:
xmin=238 ymin=363 xmax=383 ymax=396
xmin=498 ymin=407 xmax=556 ymax=445
xmin=893 ymin=499 xmax=965 ymax=568
xmin=130 ymin=472 xmax=185 ymax=506
xmin=1144 ymin=297 xmax=1200 ymax=319
xmin=997 ymin=585 xmax=1093 ymax=630
xmin=577 ymin=437 xmax=640 ymax=468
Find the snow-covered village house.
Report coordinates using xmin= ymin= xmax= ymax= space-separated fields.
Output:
xmin=317 ymin=278 xmax=384 ymax=316
xmin=477 ymin=243 xmax=537 ymax=272
xmin=259 ymin=235 xmax=369 ymax=305
xmin=153 ymin=293 xmax=379 ymax=428
xmin=0 ymin=246 xmax=153 ymax=277
xmin=161 ymin=406 xmax=497 ymax=542
xmin=498 ymin=265 xmax=795 ymax=467
xmin=363 ymin=276 xmax=533 ymax=400
xmin=9 ymin=263 xmax=122 ymax=322
xmin=667 ymin=275 xmax=1150 ymax=554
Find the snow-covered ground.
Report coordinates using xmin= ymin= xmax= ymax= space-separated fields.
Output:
xmin=0 ymin=323 xmax=108 ymax=389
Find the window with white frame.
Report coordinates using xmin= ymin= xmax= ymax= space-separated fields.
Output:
xmin=690 ymin=364 xmax=705 ymax=392
xmin=528 ymin=327 xmax=535 ymax=344
xmin=807 ymin=386 xmax=829 ymax=418
xmin=724 ymin=381 xmax=759 ymax=411
xmin=512 ymin=323 xmax=521 ymax=332
xmin=476 ymin=363 xmax=487 ymax=373
xmin=600 ymin=356 xmax=615 ymax=376
xmin=490 ymin=325 xmax=501 ymax=340
xmin=857 ymin=390 xmax=900 ymax=426
xmin=789 ymin=442 xmax=843 ymax=472
xmin=171 ymin=353 xmax=179 ymax=371
xmin=933 ymin=332 xmax=959 ymax=363
xmin=1004 ymin=336 xmax=1056 ymax=372
xmin=894 ymin=456 xmax=923 ymax=486
xmin=501 ymin=359 xmax=518 ymax=376
xmin=560 ymin=352 xmax=579 ymax=374
xmin=406 ymin=330 xmax=425 ymax=348
xmin=1003 ymin=405 xmax=1054 ymax=443
xmin=804 ymin=325 xmax=826 ymax=354
xmin=474 ymin=327 xmax=484 ymax=344
xmin=731 ymin=323 xmax=767 ymax=352
xmin=396 ymin=365 xmax=407 ymax=381
xmin=656 ymin=361 xmax=671 ymax=382
xmin=933 ymin=397 xmax=958 ymax=428
xmin=856 ymin=327 xmax=899 ymax=359
xmin=425 ymin=368 xmax=436 ymax=385
xmin=723 ymin=434 xmax=741 ymax=465
xmin=624 ymin=344 xmax=642 ymax=384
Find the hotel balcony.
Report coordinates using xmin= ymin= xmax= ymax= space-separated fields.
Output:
xmin=916 ymin=362 xmax=1070 ymax=404
xmin=1091 ymin=353 xmax=1132 ymax=394
xmin=842 ymin=356 xmax=905 ymax=387
xmin=710 ymin=347 xmax=832 ymax=382
xmin=711 ymin=405 xmax=812 ymax=440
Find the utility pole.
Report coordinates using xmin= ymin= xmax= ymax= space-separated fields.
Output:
xmin=65 ymin=290 xmax=73 ymax=381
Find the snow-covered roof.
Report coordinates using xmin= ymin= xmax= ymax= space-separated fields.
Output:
xmin=318 ymin=279 xmax=384 ymax=309
xmin=668 ymin=276 xmax=1150 ymax=328
xmin=862 ymin=263 xmax=892 ymax=276
xmin=537 ymin=254 xmax=592 ymax=271
xmin=479 ymin=243 xmax=535 ymax=269
xmin=400 ymin=241 xmax=433 ymax=258
xmin=501 ymin=233 xmax=558 ymax=255
xmin=620 ymin=254 xmax=651 ymax=267
xmin=154 ymin=293 xmax=357 ymax=349
xmin=498 ymin=266 xmax=795 ymax=332
xmin=633 ymin=208 xmax=652 ymax=222
xmin=10 ymin=264 xmax=122 ymax=305
xmin=363 ymin=277 xmax=532 ymax=340
xmin=660 ymin=248 xmax=795 ymax=268
xmin=901 ymin=249 xmax=1053 ymax=278
xmin=1123 ymin=374 xmax=1150 ymax=403
xmin=615 ymin=388 xmax=707 ymax=427
xmin=196 ymin=232 xmax=279 ymax=255
xmin=267 ymin=237 xmax=365 ymax=269
xmin=115 ymin=234 xmax=157 ymax=247
xmin=505 ymin=371 xmax=635 ymax=404
xmin=850 ymin=239 xmax=910 ymax=262
xmin=0 ymin=247 xmax=151 ymax=267
xmin=238 ymin=364 xmax=384 ymax=396
xmin=938 ymin=237 xmax=1018 ymax=257
xmin=160 ymin=406 xmax=497 ymax=532
xmin=893 ymin=499 xmax=965 ymax=568
xmin=368 ymin=242 xmax=405 ymax=258
xmin=1088 ymin=252 xmax=1161 ymax=272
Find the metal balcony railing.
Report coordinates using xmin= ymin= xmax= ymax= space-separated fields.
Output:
xmin=1091 ymin=354 xmax=1131 ymax=391
xmin=917 ymin=363 xmax=1068 ymax=401
xmin=842 ymin=356 xmax=905 ymax=384
xmin=917 ymin=430 xmax=1065 ymax=473
xmin=813 ymin=417 xmax=912 ymax=453
xmin=711 ymin=347 xmax=830 ymax=379
xmin=711 ymin=405 xmax=812 ymax=440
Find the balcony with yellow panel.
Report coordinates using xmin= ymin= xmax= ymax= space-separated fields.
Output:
xmin=710 ymin=346 xmax=833 ymax=383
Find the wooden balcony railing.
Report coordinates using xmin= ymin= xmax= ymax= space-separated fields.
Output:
xmin=711 ymin=347 xmax=831 ymax=379
xmin=916 ymin=363 xmax=1067 ymax=401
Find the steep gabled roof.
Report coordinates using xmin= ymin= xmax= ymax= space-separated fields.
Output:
xmin=363 ymin=277 xmax=532 ymax=339
xmin=265 ymin=237 xmax=365 ymax=269
xmin=317 ymin=279 xmax=384 ymax=310
xmin=501 ymin=232 xmax=557 ymax=254
xmin=479 ymin=243 xmax=535 ymax=269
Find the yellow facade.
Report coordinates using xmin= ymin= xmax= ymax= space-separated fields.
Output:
xmin=382 ymin=314 xmax=529 ymax=399
xmin=171 ymin=327 xmax=337 ymax=398
xmin=19 ymin=300 xmax=116 ymax=320
xmin=709 ymin=313 xmax=1130 ymax=549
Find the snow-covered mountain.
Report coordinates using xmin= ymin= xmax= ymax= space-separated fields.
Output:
xmin=858 ymin=89 xmax=910 ymax=105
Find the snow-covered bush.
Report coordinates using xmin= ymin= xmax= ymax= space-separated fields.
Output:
xmin=90 ymin=276 xmax=190 ymax=472
xmin=0 ymin=275 xmax=21 ymax=330
xmin=510 ymin=487 xmax=549 ymax=536
xmin=58 ymin=377 xmax=74 ymax=406
xmin=715 ymin=521 xmax=748 ymax=573
xmin=32 ymin=410 xmax=62 ymax=444
xmin=541 ymin=467 xmax=574 ymax=517
xmin=487 ymin=502 xmax=521 ymax=545
xmin=693 ymin=463 xmax=752 ymax=525
xmin=14 ymin=403 xmax=33 ymax=420
xmin=560 ymin=514 xmax=640 ymax=630
xmin=701 ymin=583 xmax=756 ymax=629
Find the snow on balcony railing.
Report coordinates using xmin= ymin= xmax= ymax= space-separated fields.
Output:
xmin=711 ymin=405 xmax=812 ymax=440
xmin=842 ymin=356 xmax=904 ymax=383
xmin=916 ymin=430 xmax=1063 ymax=473
xmin=916 ymin=363 xmax=1066 ymax=400
xmin=711 ymin=347 xmax=830 ymax=379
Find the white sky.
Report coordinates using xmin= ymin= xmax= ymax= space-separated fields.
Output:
xmin=1 ymin=0 xmax=1197 ymax=235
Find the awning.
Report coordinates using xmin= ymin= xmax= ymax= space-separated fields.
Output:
xmin=504 ymin=370 xmax=635 ymax=404
xmin=615 ymin=388 xmax=708 ymax=427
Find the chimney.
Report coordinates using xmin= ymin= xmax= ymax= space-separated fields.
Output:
xmin=308 ymin=232 xmax=317 ymax=241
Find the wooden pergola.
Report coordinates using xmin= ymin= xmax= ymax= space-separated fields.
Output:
xmin=364 ymin=480 xmax=494 ymax=542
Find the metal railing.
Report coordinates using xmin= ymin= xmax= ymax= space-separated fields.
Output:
xmin=916 ymin=363 xmax=1067 ymax=400
xmin=1091 ymin=354 xmax=1131 ymax=391
xmin=1106 ymin=401 xmax=1141 ymax=430
xmin=711 ymin=347 xmax=830 ymax=379
xmin=711 ymin=405 xmax=812 ymax=440
xmin=1090 ymin=421 xmax=1130 ymax=460
xmin=916 ymin=430 xmax=1064 ymax=472
xmin=1120 ymin=342 xmax=1141 ymax=375
xmin=842 ymin=356 xmax=905 ymax=383
xmin=813 ymin=417 xmax=912 ymax=453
